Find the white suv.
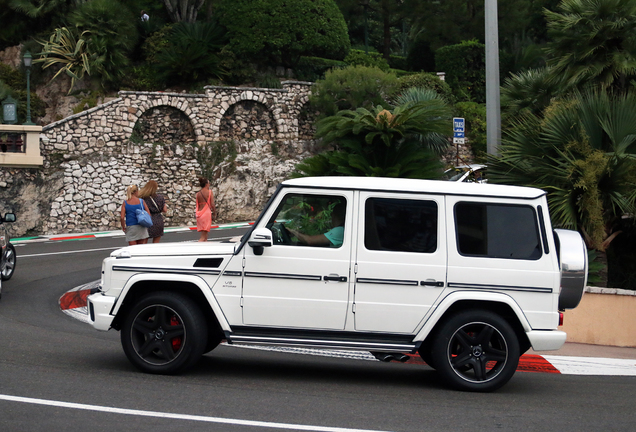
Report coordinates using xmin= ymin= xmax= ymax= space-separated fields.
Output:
xmin=88 ymin=177 xmax=587 ymax=391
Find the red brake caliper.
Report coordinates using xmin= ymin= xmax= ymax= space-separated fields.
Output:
xmin=170 ymin=315 xmax=182 ymax=351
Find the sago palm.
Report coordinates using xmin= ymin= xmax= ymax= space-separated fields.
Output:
xmin=294 ymin=100 xmax=452 ymax=179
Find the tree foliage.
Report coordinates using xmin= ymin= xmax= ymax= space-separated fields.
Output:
xmin=214 ymin=0 xmax=350 ymax=68
xmin=489 ymin=89 xmax=636 ymax=251
xmin=153 ymin=21 xmax=226 ymax=85
xmin=163 ymin=0 xmax=204 ymax=23
xmin=69 ymin=0 xmax=139 ymax=87
xmin=545 ymin=0 xmax=636 ymax=93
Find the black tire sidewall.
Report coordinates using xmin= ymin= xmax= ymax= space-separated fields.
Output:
xmin=121 ymin=291 xmax=208 ymax=374
xmin=1 ymin=243 xmax=16 ymax=281
xmin=431 ymin=309 xmax=520 ymax=392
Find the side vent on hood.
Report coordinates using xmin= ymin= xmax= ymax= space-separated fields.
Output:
xmin=193 ymin=258 xmax=224 ymax=268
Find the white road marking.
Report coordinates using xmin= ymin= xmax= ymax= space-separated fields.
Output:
xmin=543 ymin=355 xmax=636 ymax=376
xmin=0 ymin=394 xmax=393 ymax=432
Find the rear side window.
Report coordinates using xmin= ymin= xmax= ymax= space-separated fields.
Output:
xmin=365 ymin=198 xmax=437 ymax=253
xmin=455 ymin=202 xmax=541 ymax=260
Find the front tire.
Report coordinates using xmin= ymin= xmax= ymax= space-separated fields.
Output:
xmin=121 ymin=292 xmax=208 ymax=374
xmin=431 ymin=310 xmax=520 ymax=392
xmin=1 ymin=243 xmax=16 ymax=281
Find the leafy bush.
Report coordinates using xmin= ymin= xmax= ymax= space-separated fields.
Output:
xmin=69 ymin=0 xmax=139 ymax=87
xmin=454 ymin=102 xmax=487 ymax=162
xmin=344 ymin=49 xmax=390 ymax=71
xmin=295 ymin=56 xmax=347 ymax=82
xmin=435 ymin=40 xmax=485 ymax=103
xmin=217 ymin=46 xmax=257 ymax=86
xmin=153 ymin=21 xmax=226 ymax=86
xmin=214 ymin=0 xmax=350 ymax=68
xmin=309 ymin=65 xmax=398 ymax=117
xmin=388 ymin=55 xmax=408 ymax=71
xmin=392 ymin=72 xmax=455 ymax=104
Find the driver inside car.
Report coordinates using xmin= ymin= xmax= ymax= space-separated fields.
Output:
xmin=287 ymin=201 xmax=346 ymax=247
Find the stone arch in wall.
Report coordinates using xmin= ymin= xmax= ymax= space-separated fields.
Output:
xmin=132 ymin=105 xmax=197 ymax=156
xmin=218 ymin=100 xmax=277 ymax=141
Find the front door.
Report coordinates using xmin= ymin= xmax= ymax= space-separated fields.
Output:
xmin=353 ymin=192 xmax=447 ymax=333
xmin=241 ymin=189 xmax=354 ymax=330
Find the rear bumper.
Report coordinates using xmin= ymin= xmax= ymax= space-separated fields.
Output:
xmin=526 ymin=330 xmax=567 ymax=351
xmin=87 ymin=293 xmax=116 ymax=331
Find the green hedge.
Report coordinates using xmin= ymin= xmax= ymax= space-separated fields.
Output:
xmin=435 ymin=40 xmax=485 ymax=103
xmin=393 ymin=72 xmax=455 ymax=104
xmin=296 ymin=56 xmax=347 ymax=82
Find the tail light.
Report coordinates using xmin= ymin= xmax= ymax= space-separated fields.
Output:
xmin=559 ymin=312 xmax=564 ymax=326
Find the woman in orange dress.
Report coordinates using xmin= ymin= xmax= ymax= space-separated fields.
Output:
xmin=195 ymin=177 xmax=216 ymax=242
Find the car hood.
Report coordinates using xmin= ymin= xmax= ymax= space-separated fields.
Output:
xmin=110 ymin=241 xmax=238 ymax=258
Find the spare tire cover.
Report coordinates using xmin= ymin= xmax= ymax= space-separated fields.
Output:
xmin=554 ymin=229 xmax=588 ymax=309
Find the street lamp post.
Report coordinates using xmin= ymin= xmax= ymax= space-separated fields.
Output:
xmin=23 ymin=50 xmax=35 ymax=126
xmin=485 ymin=0 xmax=501 ymax=155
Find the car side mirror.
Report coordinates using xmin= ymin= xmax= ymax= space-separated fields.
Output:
xmin=2 ymin=213 xmax=15 ymax=223
xmin=248 ymin=228 xmax=273 ymax=256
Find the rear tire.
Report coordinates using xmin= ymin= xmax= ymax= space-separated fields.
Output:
xmin=121 ymin=292 xmax=208 ymax=374
xmin=431 ymin=310 xmax=520 ymax=392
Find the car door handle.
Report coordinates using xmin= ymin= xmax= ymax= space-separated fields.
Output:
xmin=420 ymin=280 xmax=444 ymax=287
xmin=324 ymin=275 xmax=347 ymax=282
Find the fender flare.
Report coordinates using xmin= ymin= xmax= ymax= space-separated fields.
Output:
xmin=111 ymin=273 xmax=231 ymax=332
xmin=413 ymin=290 xmax=532 ymax=343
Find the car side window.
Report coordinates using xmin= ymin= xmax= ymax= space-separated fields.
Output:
xmin=364 ymin=197 xmax=438 ymax=253
xmin=455 ymin=202 xmax=541 ymax=259
xmin=266 ymin=193 xmax=346 ymax=248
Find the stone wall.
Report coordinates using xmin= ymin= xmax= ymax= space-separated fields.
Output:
xmin=0 ymin=82 xmax=316 ymax=236
xmin=0 ymin=79 xmax=476 ymax=237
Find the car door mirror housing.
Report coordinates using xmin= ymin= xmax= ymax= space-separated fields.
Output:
xmin=248 ymin=228 xmax=273 ymax=255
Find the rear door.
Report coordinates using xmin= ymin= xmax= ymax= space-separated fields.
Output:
xmin=353 ymin=192 xmax=447 ymax=333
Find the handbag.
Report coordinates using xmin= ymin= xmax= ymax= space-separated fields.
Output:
xmin=136 ymin=199 xmax=153 ymax=228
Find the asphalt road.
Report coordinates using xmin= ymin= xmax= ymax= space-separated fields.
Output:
xmin=1 ymin=229 xmax=635 ymax=431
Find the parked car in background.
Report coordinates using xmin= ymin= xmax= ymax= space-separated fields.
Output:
xmin=0 ymin=212 xmax=16 ymax=299
xmin=443 ymin=164 xmax=487 ymax=183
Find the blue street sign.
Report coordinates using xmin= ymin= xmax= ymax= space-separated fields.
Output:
xmin=453 ymin=117 xmax=465 ymax=133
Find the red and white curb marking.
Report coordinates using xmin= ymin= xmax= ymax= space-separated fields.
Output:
xmin=14 ymin=222 xmax=254 ymax=244
xmin=61 ymin=284 xmax=636 ymax=377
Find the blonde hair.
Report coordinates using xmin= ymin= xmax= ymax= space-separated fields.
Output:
xmin=126 ymin=185 xmax=138 ymax=201
xmin=139 ymin=180 xmax=158 ymax=199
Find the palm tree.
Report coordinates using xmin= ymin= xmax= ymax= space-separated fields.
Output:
xmin=489 ymin=89 xmax=636 ymax=252
xmin=544 ymin=0 xmax=636 ymax=93
xmin=294 ymin=99 xmax=452 ymax=179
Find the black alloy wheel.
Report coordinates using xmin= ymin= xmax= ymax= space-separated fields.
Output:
xmin=431 ymin=310 xmax=520 ymax=392
xmin=1 ymin=243 xmax=16 ymax=281
xmin=121 ymin=292 xmax=208 ymax=374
